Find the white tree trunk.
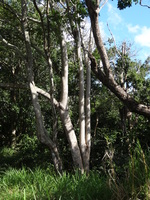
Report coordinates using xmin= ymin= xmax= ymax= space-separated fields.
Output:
xmin=76 ymin=26 xmax=86 ymax=162
xmin=85 ymin=52 xmax=91 ymax=173
xmin=21 ymin=0 xmax=63 ymax=174
xmin=60 ymin=109 xmax=84 ymax=171
xmin=59 ymin=27 xmax=84 ymax=171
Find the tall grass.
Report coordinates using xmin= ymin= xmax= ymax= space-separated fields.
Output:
xmin=108 ymin=140 xmax=150 ymax=200
xmin=1 ymin=165 xmax=150 ymax=200
xmin=1 ymin=139 xmax=150 ymax=200
xmin=0 ymin=168 xmax=112 ymax=200
xmin=124 ymin=140 xmax=150 ymax=199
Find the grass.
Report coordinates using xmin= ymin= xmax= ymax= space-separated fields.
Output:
xmin=0 ymin=167 xmax=112 ymax=200
xmin=2 ymin=166 xmax=148 ymax=200
xmin=1 ymin=139 xmax=150 ymax=200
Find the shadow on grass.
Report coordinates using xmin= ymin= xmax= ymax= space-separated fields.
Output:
xmin=0 ymin=141 xmax=52 ymax=172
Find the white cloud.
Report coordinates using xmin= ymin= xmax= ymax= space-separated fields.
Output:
xmin=99 ymin=21 xmax=106 ymax=39
xmin=81 ymin=18 xmax=106 ymax=41
xmin=135 ymin=26 xmax=150 ymax=47
xmin=107 ymin=2 xmax=113 ymax=12
xmin=143 ymin=51 xmax=150 ymax=59
xmin=81 ymin=18 xmax=91 ymax=36
xmin=107 ymin=3 xmax=122 ymax=27
xmin=127 ymin=24 xmax=140 ymax=33
xmin=136 ymin=48 xmax=150 ymax=63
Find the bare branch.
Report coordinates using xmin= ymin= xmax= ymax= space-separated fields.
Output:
xmin=35 ymin=86 xmax=59 ymax=108
xmin=0 ymin=35 xmax=25 ymax=59
xmin=59 ymin=0 xmax=67 ymax=9
xmin=0 ymin=82 xmax=59 ymax=109
xmin=100 ymin=0 xmax=108 ymax=11
xmin=140 ymin=0 xmax=150 ymax=8
xmin=107 ymin=23 xmax=121 ymax=57
xmin=28 ymin=17 xmax=41 ymax=24
xmin=31 ymin=42 xmax=46 ymax=58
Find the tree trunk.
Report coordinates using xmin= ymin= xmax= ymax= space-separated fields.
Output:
xmin=60 ymin=109 xmax=84 ymax=171
xmin=85 ymin=52 xmax=91 ymax=173
xmin=21 ymin=0 xmax=63 ymax=174
xmin=75 ymin=24 xmax=87 ymax=170
xmin=119 ymin=106 xmax=127 ymax=136
xmin=65 ymin=0 xmax=92 ymax=172
xmin=59 ymin=26 xmax=84 ymax=172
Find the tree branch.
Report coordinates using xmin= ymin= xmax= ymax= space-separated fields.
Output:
xmin=140 ymin=0 xmax=150 ymax=8
xmin=100 ymin=0 xmax=108 ymax=11
xmin=1 ymin=1 xmax=21 ymax=22
xmin=28 ymin=17 xmax=41 ymax=24
xmin=107 ymin=23 xmax=121 ymax=57
xmin=86 ymin=0 xmax=150 ymax=119
xmin=0 ymin=35 xmax=25 ymax=60
xmin=0 ymin=83 xmax=60 ymax=109
xmin=35 ymin=86 xmax=59 ymax=108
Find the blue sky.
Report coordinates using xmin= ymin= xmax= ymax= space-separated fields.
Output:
xmin=98 ymin=0 xmax=150 ymax=62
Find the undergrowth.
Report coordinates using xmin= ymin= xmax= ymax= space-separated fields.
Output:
xmin=1 ymin=137 xmax=150 ymax=199
xmin=0 ymin=167 xmax=112 ymax=200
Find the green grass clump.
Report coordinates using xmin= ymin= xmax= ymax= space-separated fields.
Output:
xmin=0 ymin=168 xmax=112 ymax=200
xmin=0 ymin=167 xmax=54 ymax=200
xmin=53 ymin=171 xmax=111 ymax=200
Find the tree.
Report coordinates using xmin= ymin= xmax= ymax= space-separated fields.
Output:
xmin=65 ymin=0 xmax=91 ymax=173
xmin=1 ymin=0 xmax=149 ymax=175
xmin=0 ymin=0 xmax=92 ymax=173
xmin=85 ymin=0 xmax=150 ymax=119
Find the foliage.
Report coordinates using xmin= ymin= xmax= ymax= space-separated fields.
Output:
xmin=0 ymin=135 xmax=52 ymax=170
xmin=0 ymin=88 xmax=35 ymax=147
xmin=117 ymin=0 xmax=139 ymax=9
xmin=122 ymin=140 xmax=150 ymax=199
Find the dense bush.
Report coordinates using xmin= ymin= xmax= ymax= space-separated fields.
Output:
xmin=0 ymin=134 xmax=52 ymax=170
